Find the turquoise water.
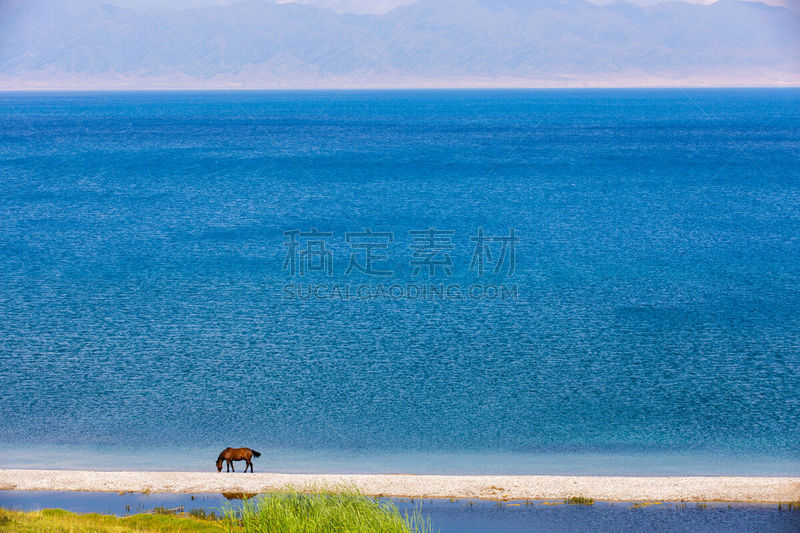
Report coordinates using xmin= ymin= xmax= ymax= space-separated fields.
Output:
xmin=0 ymin=90 xmax=798 ymax=474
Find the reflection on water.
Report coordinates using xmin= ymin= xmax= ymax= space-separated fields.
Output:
xmin=221 ymin=492 xmax=257 ymax=500
xmin=1 ymin=491 xmax=798 ymax=533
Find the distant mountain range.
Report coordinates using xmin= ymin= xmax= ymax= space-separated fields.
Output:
xmin=1 ymin=0 xmax=798 ymax=88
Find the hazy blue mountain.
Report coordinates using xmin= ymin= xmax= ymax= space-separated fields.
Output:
xmin=0 ymin=0 xmax=798 ymax=87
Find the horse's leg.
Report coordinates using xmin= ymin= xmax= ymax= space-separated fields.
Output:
xmin=230 ymin=460 xmax=235 ymax=473
xmin=226 ymin=459 xmax=231 ymax=472
xmin=246 ymin=460 xmax=252 ymax=473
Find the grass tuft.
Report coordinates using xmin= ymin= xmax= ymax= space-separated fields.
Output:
xmin=223 ymin=489 xmax=433 ymax=533
xmin=630 ymin=501 xmax=663 ymax=509
xmin=564 ymin=496 xmax=594 ymax=506
xmin=778 ymin=502 xmax=800 ymax=511
xmin=189 ymin=508 xmax=219 ymax=520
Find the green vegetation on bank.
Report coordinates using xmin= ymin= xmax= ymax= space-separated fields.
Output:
xmin=564 ymin=496 xmax=594 ymax=506
xmin=0 ymin=490 xmax=432 ymax=533
xmin=0 ymin=508 xmax=225 ymax=532
xmin=227 ymin=490 xmax=431 ymax=533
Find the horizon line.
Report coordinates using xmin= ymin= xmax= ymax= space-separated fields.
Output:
xmin=2 ymin=85 xmax=800 ymax=92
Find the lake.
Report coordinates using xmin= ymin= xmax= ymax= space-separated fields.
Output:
xmin=0 ymin=89 xmax=798 ymax=474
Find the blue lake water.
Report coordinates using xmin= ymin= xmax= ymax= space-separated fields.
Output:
xmin=0 ymin=89 xmax=798 ymax=474
xmin=2 ymin=491 xmax=799 ymax=533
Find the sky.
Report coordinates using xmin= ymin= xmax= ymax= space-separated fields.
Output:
xmin=2 ymin=0 xmax=797 ymax=88
xmin=97 ymin=0 xmax=799 ymax=14
xmin=99 ymin=0 xmax=415 ymax=13
xmin=100 ymin=0 xmax=716 ymax=14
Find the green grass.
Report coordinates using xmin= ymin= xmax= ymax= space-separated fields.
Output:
xmin=224 ymin=490 xmax=433 ymax=533
xmin=0 ymin=507 xmax=225 ymax=532
xmin=564 ymin=496 xmax=594 ymax=506
xmin=0 ymin=491 xmax=432 ymax=533
xmin=189 ymin=508 xmax=220 ymax=521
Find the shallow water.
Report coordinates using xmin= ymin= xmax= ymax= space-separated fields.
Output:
xmin=0 ymin=89 xmax=799 ymax=473
xmin=2 ymin=445 xmax=799 ymax=476
xmin=2 ymin=491 xmax=799 ymax=533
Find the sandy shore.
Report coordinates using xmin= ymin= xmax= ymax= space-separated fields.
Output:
xmin=1 ymin=470 xmax=798 ymax=503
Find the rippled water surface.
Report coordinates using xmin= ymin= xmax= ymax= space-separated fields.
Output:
xmin=0 ymin=90 xmax=798 ymax=473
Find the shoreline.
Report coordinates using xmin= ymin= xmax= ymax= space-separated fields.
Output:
xmin=2 ymin=85 xmax=800 ymax=92
xmin=1 ymin=470 xmax=798 ymax=503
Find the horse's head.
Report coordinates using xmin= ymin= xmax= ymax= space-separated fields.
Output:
xmin=216 ymin=458 xmax=224 ymax=472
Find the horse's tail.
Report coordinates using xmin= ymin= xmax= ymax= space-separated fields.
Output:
xmin=251 ymin=450 xmax=261 ymax=458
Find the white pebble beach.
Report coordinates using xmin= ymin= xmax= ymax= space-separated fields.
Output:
xmin=1 ymin=470 xmax=798 ymax=503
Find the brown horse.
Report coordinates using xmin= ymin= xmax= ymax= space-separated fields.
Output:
xmin=216 ymin=447 xmax=261 ymax=473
